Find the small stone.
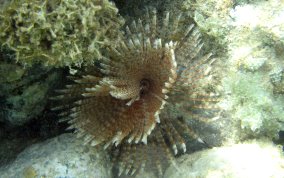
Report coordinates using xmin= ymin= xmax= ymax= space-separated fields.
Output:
xmin=0 ymin=134 xmax=111 ymax=178
xmin=165 ymin=140 xmax=284 ymax=178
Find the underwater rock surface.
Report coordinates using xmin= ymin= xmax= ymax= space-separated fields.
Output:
xmin=0 ymin=63 xmax=62 ymax=126
xmin=172 ymin=0 xmax=284 ymax=144
xmin=164 ymin=140 xmax=284 ymax=178
xmin=0 ymin=134 xmax=111 ymax=178
xmin=222 ymin=0 xmax=284 ymax=140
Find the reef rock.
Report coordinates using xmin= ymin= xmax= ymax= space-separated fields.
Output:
xmin=0 ymin=62 xmax=61 ymax=126
xmin=0 ymin=134 xmax=111 ymax=178
xmin=175 ymin=0 xmax=284 ymax=143
xmin=221 ymin=0 xmax=284 ymax=141
xmin=164 ymin=140 xmax=284 ymax=178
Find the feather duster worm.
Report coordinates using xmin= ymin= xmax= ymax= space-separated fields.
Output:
xmin=52 ymin=9 xmax=219 ymax=178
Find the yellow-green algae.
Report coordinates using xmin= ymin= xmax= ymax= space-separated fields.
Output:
xmin=0 ymin=0 xmax=124 ymax=67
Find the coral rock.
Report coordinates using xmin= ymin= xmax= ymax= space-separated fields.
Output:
xmin=0 ymin=134 xmax=111 ymax=178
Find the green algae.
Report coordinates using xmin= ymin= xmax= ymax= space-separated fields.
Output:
xmin=0 ymin=0 xmax=124 ymax=67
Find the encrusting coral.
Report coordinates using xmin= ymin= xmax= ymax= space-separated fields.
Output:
xmin=0 ymin=0 xmax=123 ymax=67
xmin=52 ymin=9 xmax=220 ymax=177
